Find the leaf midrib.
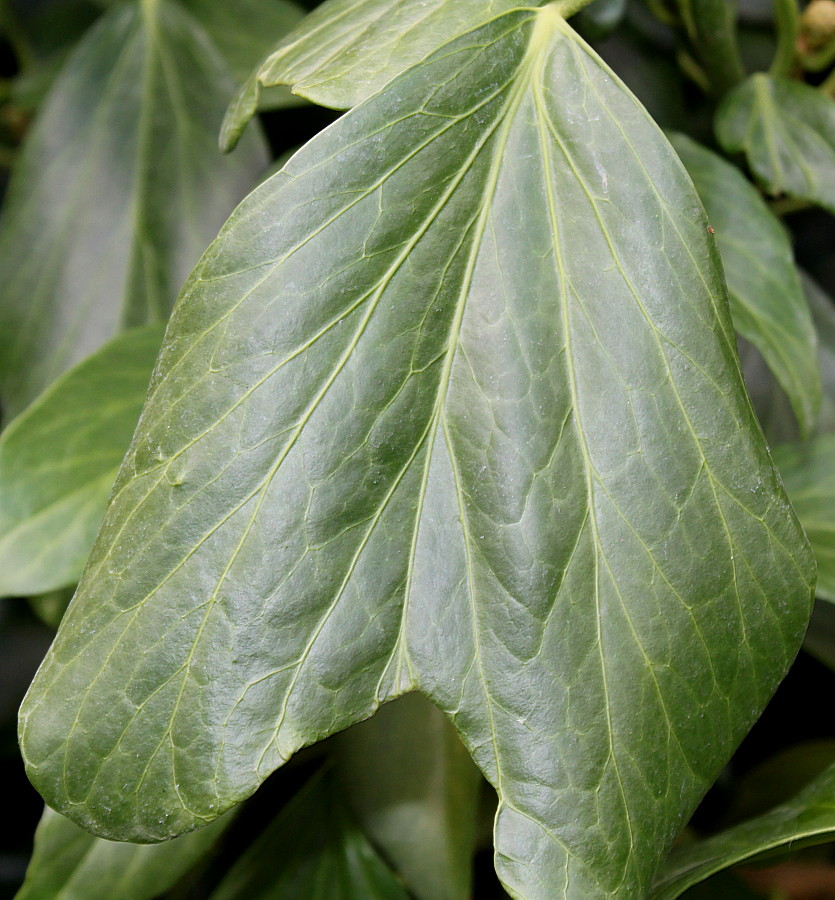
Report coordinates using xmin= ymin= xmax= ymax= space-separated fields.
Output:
xmin=264 ymin=5 xmax=548 ymax=777
xmin=532 ymin=40 xmax=634 ymax=892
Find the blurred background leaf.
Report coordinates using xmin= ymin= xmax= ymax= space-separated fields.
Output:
xmin=208 ymin=772 xmax=410 ymax=900
xmin=672 ymin=132 xmax=821 ymax=436
xmin=0 ymin=323 xmax=164 ymax=599
xmin=334 ymin=693 xmax=481 ymax=900
xmin=717 ymin=74 xmax=835 ymax=214
xmin=0 ymin=0 xmax=268 ymax=418
xmin=15 ymin=807 xmax=233 ymax=900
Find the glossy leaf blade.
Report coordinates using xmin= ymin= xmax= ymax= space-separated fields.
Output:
xmin=21 ymin=10 xmax=814 ymax=899
xmin=715 ymin=74 xmax=835 ymax=214
xmin=0 ymin=324 xmax=163 ymax=598
xmin=335 ymin=693 xmax=481 ymax=900
xmin=0 ymin=0 xmax=267 ymax=417
xmin=209 ymin=772 xmax=409 ymax=900
xmin=651 ymin=762 xmax=835 ymax=899
xmin=670 ymin=133 xmax=820 ymax=436
xmin=773 ymin=435 xmax=835 ymax=603
xmin=219 ymin=0 xmax=530 ymax=149
xmin=15 ymin=806 xmax=231 ymax=900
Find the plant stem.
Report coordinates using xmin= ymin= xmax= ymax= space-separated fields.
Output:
xmin=801 ymin=39 xmax=835 ymax=70
xmin=770 ymin=0 xmax=800 ymax=77
xmin=673 ymin=0 xmax=746 ymax=96
xmin=676 ymin=49 xmax=712 ymax=93
xmin=550 ymin=0 xmax=600 ymax=18
xmin=770 ymin=196 xmax=814 ymax=215
xmin=645 ymin=0 xmax=679 ymax=26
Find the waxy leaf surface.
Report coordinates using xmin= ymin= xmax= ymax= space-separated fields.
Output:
xmin=0 ymin=0 xmax=267 ymax=416
xmin=335 ymin=693 xmax=481 ymax=900
xmin=0 ymin=324 xmax=163 ymax=598
xmin=773 ymin=435 xmax=835 ymax=603
xmin=220 ymin=0 xmax=530 ymax=149
xmin=670 ymin=134 xmax=820 ymax=435
xmin=16 ymin=805 xmax=231 ymax=900
xmin=209 ymin=772 xmax=408 ymax=900
xmin=716 ymin=74 xmax=835 ymax=215
xmin=21 ymin=10 xmax=814 ymax=899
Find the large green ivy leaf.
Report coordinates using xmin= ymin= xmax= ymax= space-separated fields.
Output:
xmin=15 ymin=805 xmax=231 ymax=900
xmin=651 ymin=761 xmax=835 ymax=898
xmin=773 ymin=435 xmax=835 ymax=604
xmin=715 ymin=74 xmax=835 ymax=215
xmin=0 ymin=0 xmax=267 ymax=417
xmin=669 ymin=134 xmax=820 ymax=436
xmin=209 ymin=773 xmax=409 ymax=900
xmin=20 ymin=9 xmax=814 ymax=899
xmin=219 ymin=0 xmax=531 ymax=149
xmin=334 ymin=693 xmax=481 ymax=900
xmin=0 ymin=324 xmax=163 ymax=598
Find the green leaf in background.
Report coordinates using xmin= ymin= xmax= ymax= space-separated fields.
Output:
xmin=716 ymin=74 xmax=835 ymax=215
xmin=804 ymin=599 xmax=835 ymax=671
xmin=220 ymin=0 xmax=532 ymax=149
xmin=181 ymin=0 xmax=304 ymax=85
xmin=29 ymin=588 xmax=75 ymax=630
xmin=15 ymin=805 xmax=231 ymax=900
xmin=20 ymin=9 xmax=814 ymax=898
xmin=0 ymin=324 xmax=163 ymax=599
xmin=572 ymin=0 xmax=627 ymax=39
xmin=0 ymin=0 xmax=267 ymax=418
xmin=804 ymin=273 xmax=835 ymax=438
xmin=208 ymin=772 xmax=409 ymax=900
xmin=724 ymin=741 xmax=835 ymax=824
xmin=740 ymin=273 xmax=835 ymax=444
xmin=334 ymin=693 xmax=481 ymax=900
xmin=651 ymin=760 xmax=835 ymax=899
xmin=669 ymin=133 xmax=820 ymax=436
xmin=773 ymin=434 xmax=835 ymax=604
xmin=678 ymin=871 xmax=762 ymax=900
xmin=6 ymin=0 xmax=103 ymax=110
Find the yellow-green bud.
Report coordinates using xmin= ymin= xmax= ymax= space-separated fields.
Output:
xmin=800 ymin=0 xmax=835 ymax=50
